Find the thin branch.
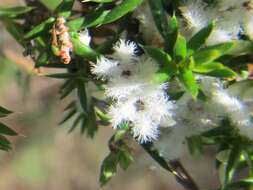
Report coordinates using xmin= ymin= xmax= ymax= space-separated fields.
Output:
xmin=169 ymin=160 xmax=200 ymax=190
xmin=142 ymin=143 xmax=200 ymax=190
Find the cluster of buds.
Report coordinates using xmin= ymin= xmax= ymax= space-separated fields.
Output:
xmin=51 ymin=17 xmax=73 ymax=64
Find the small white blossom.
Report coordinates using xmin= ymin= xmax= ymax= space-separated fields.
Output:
xmin=180 ymin=0 xmax=216 ymax=33
xmin=180 ymin=0 xmax=253 ymax=45
xmin=78 ymin=29 xmax=91 ymax=46
xmin=108 ymin=92 xmax=175 ymax=143
xmin=206 ymin=29 xmax=234 ymax=45
xmin=104 ymin=56 xmax=159 ymax=99
xmin=91 ymin=56 xmax=119 ymax=80
xmin=112 ymin=39 xmax=138 ymax=63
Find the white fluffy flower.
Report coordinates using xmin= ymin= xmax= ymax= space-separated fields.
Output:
xmin=180 ymin=0 xmax=216 ymax=33
xmin=112 ymin=39 xmax=138 ymax=63
xmin=91 ymin=56 xmax=119 ymax=80
xmin=91 ymin=39 xmax=176 ymax=143
xmin=206 ymin=29 xmax=234 ymax=45
xmin=104 ymin=57 xmax=159 ymax=99
xmin=108 ymin=91 xmax=176 ymax=143
xmin=78 ymin=29 xmax=91 ymax=46
xmin=180 ymin=0 xmax=253 ymax=44
xmin=155 ymin=124 xmax=210 ymax=160
xmin=198 ymin=76 xmax=253 ymax=139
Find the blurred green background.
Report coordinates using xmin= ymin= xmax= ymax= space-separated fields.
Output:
xmin=0 ymin=1 xmax=220 ymax=189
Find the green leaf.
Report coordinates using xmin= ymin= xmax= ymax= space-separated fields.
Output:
xmin=67 ymin=0 xmax=142 ymax=30
xmin=0 ymin=122 xmax=17 ymax=136
xmin=0 ymin=135 xmax=12 ymax=151
xmin=76 ymin=81 xmax=88 ymax=114
xmin=84 ymin=105 xmax=97 ymax=137
xmin=224 ymin=144 xmax=242 ymax=184
xmin=55 ymin=0 xmax=74 ymax=18
xmin=71 ymin=33 xmax=99 ymax=61
xmin=40 ymin=0 xmax=62 ymax=11
xmin=35 ymin=51 xmax=49 ymax=67
xmin=223 ymin=177 xmax=253 ymax=190
xmin=0 ymin=106 xmax=13 ymax=118
xmin=99 ymin=152 xmax=118 ymax=186
xmin=118 ymin=150 xmax=133 ymax=170
xmin=24 ymin=17 xmax=55 ymax=39
xmin=165 ymin=15 xmax=178 ymax=55
xmin=203 ymin=68 xmax=237 ymax=78
xmin=174 ymin=34 xmax=187 ymax=61
xmin=1 ymin=18 xmax=25 ymax=46
xmin=187 ymin=136 xmax=204 ymax=155
xmin=143 ymin=46 xmax=177 ymax=77
xmin=45 ymin=73 xmax=78 ymax=79
xmin=202 ymin=126 xmax=232 ymax=138
xmin=95 ymin=107 xmax=110 ymax=122
xmin=142 ymin=143 xmax=172 ymax=172
xmin=193 ymin=42 xmax=234 ymax=65
xmin=67 ymin=17 xmax=86 ymax=31
xmin=82 ymin=0 xmax=114 ymax=2
xmin=59 ymin=79 xmax=76 ymax=99
xmin=68 ymin=114 xmax=83 ymax=133
xmin=152 ymin=71 xmax=170 ymax=83
xmin=188 ymin=21 xmax=215 ymax=51
xmin=193 ymin=62 xmax=237 ymax=78
xmin=148 ymin=0 xmax=168 ymax=38
xmin=178 ymin=68 xmax=198 ymax=98
xmin=67 ymin=10 xmax=109 ymax=30
xmin=59 ymin=108 xmax=77 ymax=125
xmin=101 ymin=0 xmax=143 ymax=25
xmin=0 ymin=6 xmax=34 ymax=18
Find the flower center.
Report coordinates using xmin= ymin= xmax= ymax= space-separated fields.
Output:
xmin=135 ymin=99 xmax=145 ymax=112
xmin=121 ymin=70 xmax=132 ymax=77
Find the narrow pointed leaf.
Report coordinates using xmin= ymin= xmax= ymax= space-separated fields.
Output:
xmin=2 ymin=18 xmax=25 ymax=46
xmin=193 ymin=62 xmax=237 ymax=78
xmin=56 ymin=0 xmax=74 ymax=18
xmin=193 ymin=42 xmax=234 ymax=65
xmin=59 ymin=108 xmax=77 ymax=125
xmin=100 ymin=152 xmax=118 ymax=186
xmin=165 ymin=15 xmax=178 ymax=55
xmin=46 ymin=73 xmax=78 ymax=79
xmin=0 ymin=106 xmax=13 ymax=118
xmin=68 ymin=114 xmax=83 ymax=133
xmin=24 ymin=17 xmax=55 ymax=39
xmin=224 ymin=144 xmax=242 ymax=184
xmin=40 ymin=0 xmax=62 ymax=11
xmin=0 ymin=135 xmax=12 ymax=151
xmin=0 ymin=122 xmax=17 ymax=136
xmin=174 ymin=34 xmax=187 ymax=61
xmin=102 ymin=0 xmax=143 ymax=25
xmin=143 ymin=46 xmax=177 ymax=77
xmin=118 ymin=150 xmax=133 ymax=170
xmin=71 ymin=33 xmax=99 ymax=61
xmin=148 ymin=0 xmax=168 ymax=38
xmin=0 ymin=6 xmax=34 ymax=17
xmin=188 ymin=21 xmax=215 ymax=51
xmin=178 ymin=68 xmax=198 ymax=98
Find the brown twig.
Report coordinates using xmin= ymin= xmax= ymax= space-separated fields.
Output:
xmin=169 ymin=159 xmax=200 ymax=190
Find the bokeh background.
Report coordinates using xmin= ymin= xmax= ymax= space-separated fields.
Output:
xmin=0 ymin=1 xmax=220 ymax=189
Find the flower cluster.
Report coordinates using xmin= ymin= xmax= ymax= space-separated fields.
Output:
xmin=91 ymin=40 xmax=176 ymax=143
xmin=51 ymin=17 xmax=73 ymax=64
xmin=180 ymin=0 xmax=253 ymax=45
xmin=156 ymin=76 xmax=253 ymax=159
